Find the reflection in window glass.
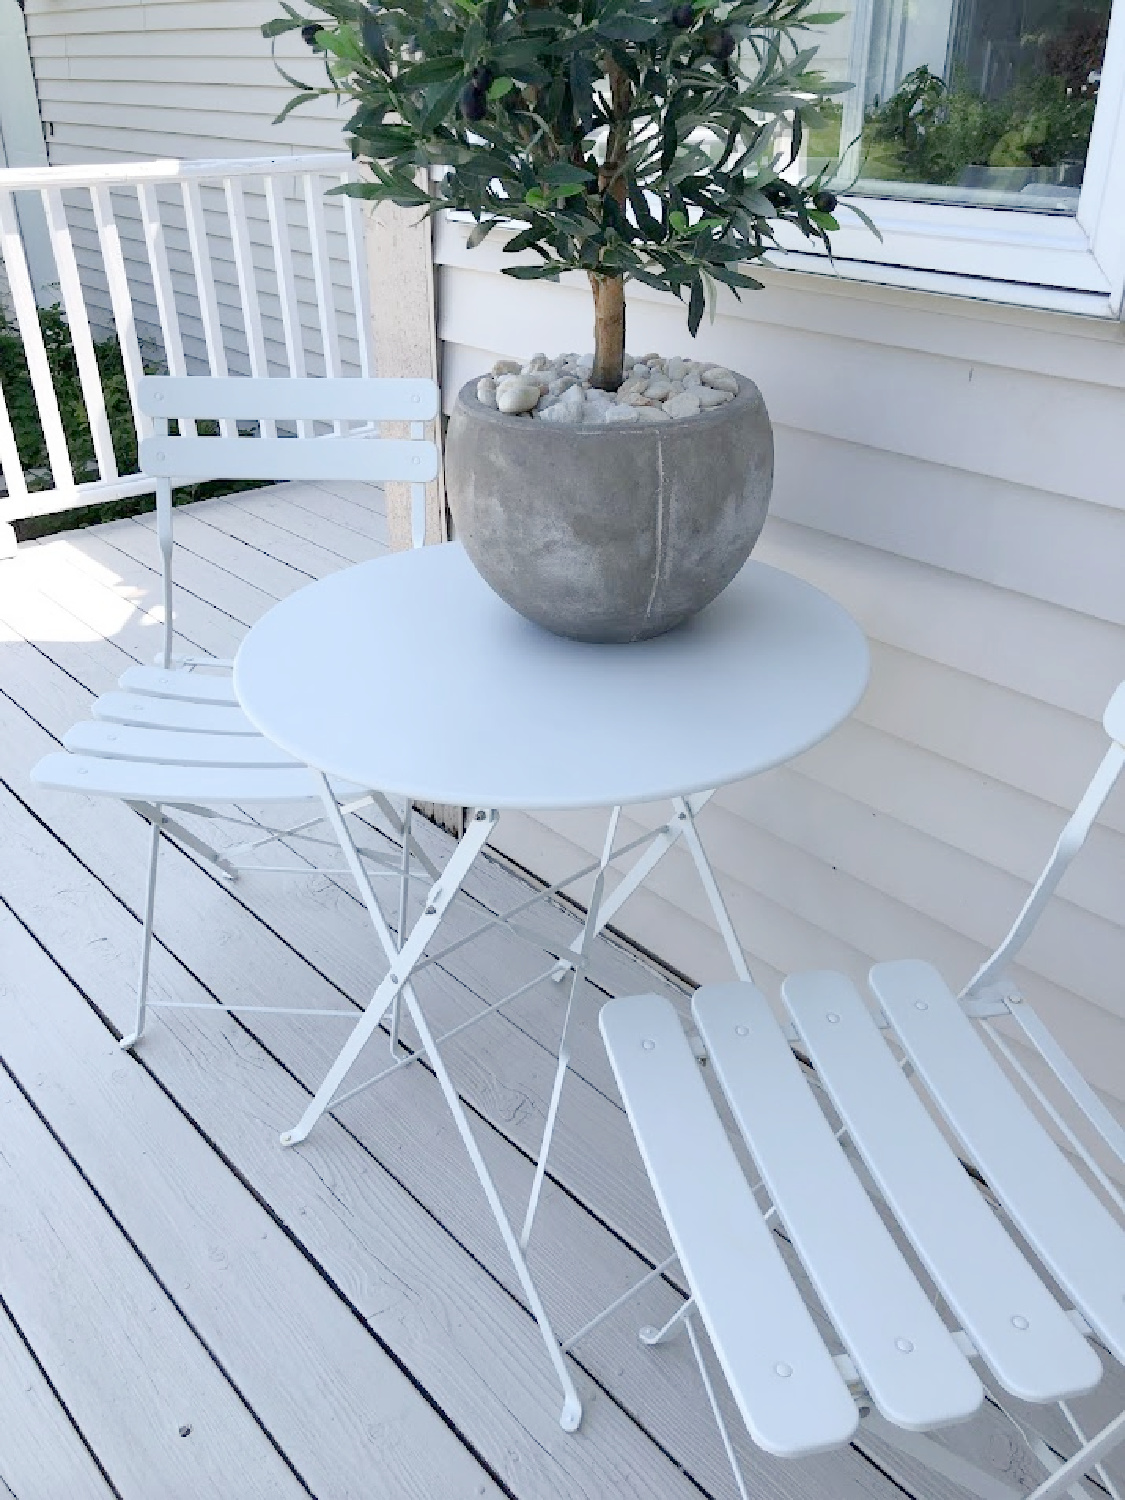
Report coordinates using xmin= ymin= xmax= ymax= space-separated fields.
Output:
xmin=808 ymin=1 xmax=1111 ymax=212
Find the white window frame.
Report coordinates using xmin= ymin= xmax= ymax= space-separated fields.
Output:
xmin=769 ymin=0 xmax=1125 ymax=317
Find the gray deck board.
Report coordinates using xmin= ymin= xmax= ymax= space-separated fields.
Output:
xmin=1 ymin=482 xmax=1118 ymax=1500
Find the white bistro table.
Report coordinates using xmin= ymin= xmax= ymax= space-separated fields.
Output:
xmin=234 ymin=540 xmax=870 ymax=1430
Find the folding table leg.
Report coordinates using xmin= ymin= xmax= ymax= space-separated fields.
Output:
xmin=519 ymin=810 xmax=619 ymax=1250
xmin=673 ymin=796 xmax=753 ymax=982
xmin=553 ymin=791 xmax=715 ymax=977
xmin=398 ymin=975 xmax=584 ymax=1431
xmin=284 ymin=782 xmax=584 ymax=1429
xmin=279 ymin=788 xmax=497 ymax=1147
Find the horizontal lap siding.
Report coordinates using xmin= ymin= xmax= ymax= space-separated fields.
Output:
xmin=435 ymin=219 xmax=1125 ymax=1132
xmin=21 ymin=1 xmax=363 ymax=377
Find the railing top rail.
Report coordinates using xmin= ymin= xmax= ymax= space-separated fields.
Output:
xmin=0 ymin=153 xmax=354 ymax=194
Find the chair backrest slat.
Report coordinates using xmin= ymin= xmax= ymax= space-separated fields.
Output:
xmin=140 ymin=434 xmax=438 ymax=485
xmin=138 ymin=375 xmax=439 ymax=423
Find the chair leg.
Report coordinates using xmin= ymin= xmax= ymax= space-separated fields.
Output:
xmin=121 ymin=811 xmax=162 ymax=1051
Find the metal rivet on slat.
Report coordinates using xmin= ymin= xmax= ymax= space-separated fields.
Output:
xmin=1011 ymin=1315 xmax=1029 ymax=1330
xmin=774 ymin=1363 xmax=793 ymax=1379
xmin=826 ymin=1012 xmax=840 ymax=1024
xmin=735 ymin=1025 xmax=749 ymax=1037
xmin=412 ymin=456 xmax=421 ymax=465
xmin=914 ymin=1001 xmax=929 ymax=1011
xmin=154 ymin=450 xmax=166 ymax=461
xmin=895 ymin=1338 xmax=914 ymax=1353
xmin=642 ymin=1039 xmax=656 ymax=1051
xmin=76 ymin=767 xmax=88 ymax=775
xmin=412 ymin=394 xmax=420 ymax=402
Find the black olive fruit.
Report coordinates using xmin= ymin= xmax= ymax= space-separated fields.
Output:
xmin=671 ymin=3 xmax=695 ymax=27
xmin=301 ymin=21 xmax=322 ymax=47
xmin=472 ymin=63 xmax=494 ymax=90
xmin=706 ymin=28 xmax=736 ymax=59
xmin=460 ymin=82 xmax=488 ymax=122
xmin=812 ymin=189 xmax=838 ymax=214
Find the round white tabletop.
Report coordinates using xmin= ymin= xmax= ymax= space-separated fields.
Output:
xmin=234 ymin=542 xmax=869 ymax=811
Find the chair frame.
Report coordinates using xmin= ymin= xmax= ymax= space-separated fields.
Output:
xmin=585 ymin=686 xmax=1125 ymax=1500
xmin=36 ymin=375 xmax=439 ymax=1051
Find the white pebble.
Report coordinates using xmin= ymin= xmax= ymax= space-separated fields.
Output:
xmin=635 ymin=405 xmax=672 ymax=423
xmin=632 ymin=362 xmax=651 ymax=379
xmin=496 ymin=379 xmax=542 ymax=415
xmin=522 ymin=353 xmax=549 ymax=373
xmin=665 ymin=357 xmax=689 ymax=382
xmin=663 ymin=392 xmax=702 ymax=419
xmin=683 ymin=370 xmax=702 ymax=389
xmin=703 ymin=366 xmax=739 ymax=394
xmin=549 ymin=375 xmax=579 ymax=395
xmin=492 ymin=358 xmax=521 ymax=376
xmin=476 ymin=377 xmax=498 ymax=408
xmin=698 ymin=386 xmax=735 ymax=408
xmin=602 ymin=404 xmax=640 ymax=424
xmin=643 ymin=376 xmax=673 ymax=402
xmin=538 ymin=400 xmax=585 ymax=425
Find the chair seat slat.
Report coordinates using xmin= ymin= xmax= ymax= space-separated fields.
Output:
xmin=783 ymin=971 xmax=1102 ymax=1404
xmin=64 ymin=721 xmax=297 ymax=769
xmin=600 ymin=993 xmax=858 ymax=1459
xmin=693 ymin=982 xmax=982 ymax=1432
xmin=92 ymin=692 xmax=258 ymax=736
xmin=871 ymin=960 xmax=1125 ymax=1368
xmin=31 ymin=751 xmax=324 ymax=805
xmin=118 ymin=664 xmax=238 ymax=707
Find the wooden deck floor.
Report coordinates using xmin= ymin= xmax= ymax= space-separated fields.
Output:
xmin=0 ymin=481 xmax=1118 ymax=1500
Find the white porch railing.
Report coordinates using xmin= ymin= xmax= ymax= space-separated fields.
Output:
xmin=0 ymin=153 xmax=375 ymax=542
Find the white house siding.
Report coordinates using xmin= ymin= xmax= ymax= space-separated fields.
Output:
xmin=19 ymin=0 xmax=363 ymax=376
xmin=436 ymin=216 xmax=1125 ymax=1152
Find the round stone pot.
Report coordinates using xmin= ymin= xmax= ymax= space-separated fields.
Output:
xmin=444 ymin=372 xmax=774 ymax=643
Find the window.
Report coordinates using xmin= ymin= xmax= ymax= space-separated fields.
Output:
xmin=770 ymin=0 xmax=1125 ymax=313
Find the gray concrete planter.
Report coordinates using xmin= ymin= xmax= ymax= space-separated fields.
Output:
xmin=444 ymin=373 xmax=774 ymax=643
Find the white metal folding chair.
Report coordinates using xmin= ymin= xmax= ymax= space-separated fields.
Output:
xmin=596 ymin=682 xmax=1125 ymax=1500
xmin=32 ymin=374 xmax=439 ymax=1049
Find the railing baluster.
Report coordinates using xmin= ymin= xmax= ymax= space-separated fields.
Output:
xmin=226 ymin=176 xmax=275 ymax=438
xmin=304 ymin=171 xmax=343 ymax=432
xmin=0 ymin=187 xmax=75 ymax=495
xmin=342 ymin=171 xmax=374 ymax=379
xmin=182 ymin=178 xmax=235 ymax=437
xmin=265 ymin=173 xmax=311 ymax=439
xmin=42 ymin=187 xmax=119 ymax=483
xmin=137 ymin=181 xmax=196 ymax=438
xmin=91 ymin=184 xmax=150 ymax=446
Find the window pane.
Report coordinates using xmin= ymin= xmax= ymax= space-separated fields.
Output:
xmin=809 ymin=1 xmax=1111 ymax=213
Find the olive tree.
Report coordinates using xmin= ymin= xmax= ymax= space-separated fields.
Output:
xmin=266 ymin=0 xmax=865 ymax=390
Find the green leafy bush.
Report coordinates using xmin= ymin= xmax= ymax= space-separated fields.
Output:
xmin=0 ymin=306 xmax=267 ymax=540
xmin=265 ymin=0 xmax=866 ymax=389
xmin=0 ymin=303 xmax=137 ymax=483
xmin=864 ymin=66 xmax=1098 ymax=186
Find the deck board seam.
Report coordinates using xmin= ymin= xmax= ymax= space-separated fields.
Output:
xmin=0 ymin=1291 xmax=124 ymax=1500
xmin=0 ymin=1022 xmax=318 ymax=1500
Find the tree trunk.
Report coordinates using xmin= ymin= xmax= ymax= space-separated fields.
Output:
xmin=589 ymin=273 xmax=625 ymax=390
